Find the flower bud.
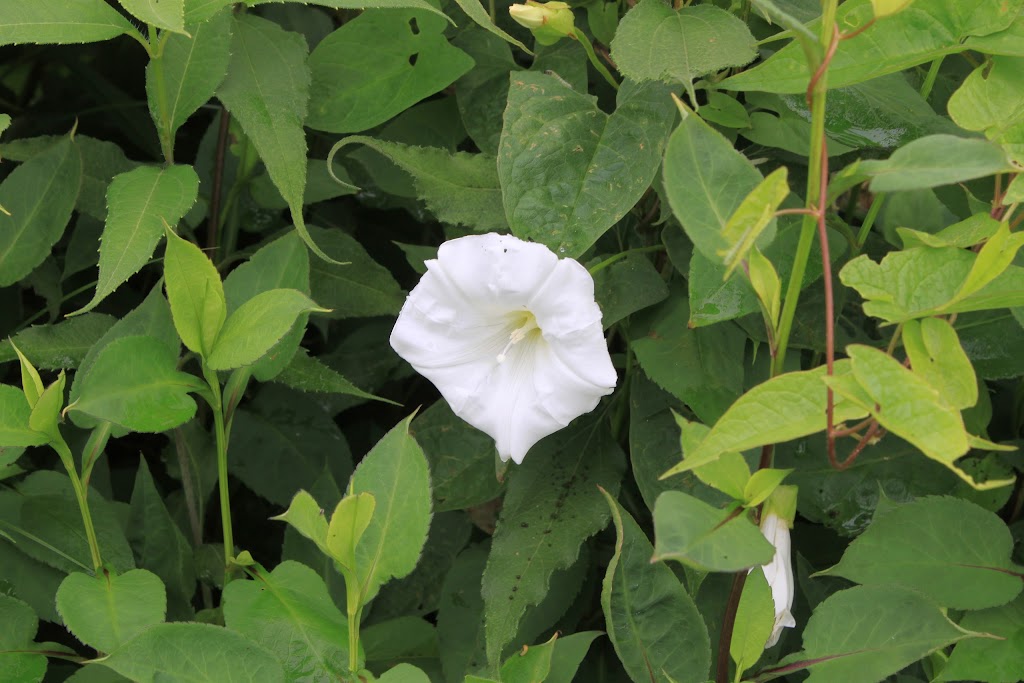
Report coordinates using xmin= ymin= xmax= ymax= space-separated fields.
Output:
xmin=508 ymin=1 xmax=576 ymax=46
xmin=759 ymin=486 xmax=798 ymax=648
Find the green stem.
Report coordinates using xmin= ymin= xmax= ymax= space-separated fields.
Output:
xmin=588 ymin=245 xmax=664 ymax=275
xmin=771 ymin=4 xmax=838 ymax=377
xmin=147 ymin=26 xmax=174 ymax=164
xmin=345 ymin=576 xmax=363 ymax=672
xmin=52 ymin=438 xmax=103 ymax=572
xmin=80 ymin=421 xmax=112 ymax=491
xmin=919 ymin=56 xmax=944 ymax=101
xmin=573 ymin=29 xmax=619 ymax=90
xmin=203 ymin=363 xmax=235 ymax=587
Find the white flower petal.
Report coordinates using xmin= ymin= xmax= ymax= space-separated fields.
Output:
xmin=389 ymin=233 xmax=617 ymax=464
xmin=757 ymin=512 xmax=796 ymax=649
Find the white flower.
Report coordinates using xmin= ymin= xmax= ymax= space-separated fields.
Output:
xmin=390 ymin=233 xmax=617 ymax=464
xmin=759 ymin=510 xmax=797 ymax=648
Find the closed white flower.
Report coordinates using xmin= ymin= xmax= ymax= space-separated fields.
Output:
xmin=759 ymin=510 xmax=797 ymax=648
xmin=390 ymin=233 xmax=617 ymax=464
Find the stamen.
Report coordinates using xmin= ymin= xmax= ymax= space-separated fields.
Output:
xmin=496 ymin=315 xmax=540 ymax=363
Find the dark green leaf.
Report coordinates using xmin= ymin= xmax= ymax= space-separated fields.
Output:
xmin=55 ymin=569 xmax=166 ymax=653
xmin=0 ymin=594 xmax=46 ymax=683
xmin=308 ymin=226 xmax=405 ymax=319
xmin=0 ymin=0 xmax=135 ymax=45
xmin=861 ymin=135 xmax=1014 ymax=192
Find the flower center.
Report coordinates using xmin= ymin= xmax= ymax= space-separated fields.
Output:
xmin=496 ymin=312 xmax=540 ymax=363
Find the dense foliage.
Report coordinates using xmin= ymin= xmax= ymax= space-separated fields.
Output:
xmin=0 ymin=1 xmax=1022 ymax=682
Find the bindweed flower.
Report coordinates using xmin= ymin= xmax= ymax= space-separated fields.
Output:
xmin=758 ymin=486 xmax=798 ymax=648
xmin=508 ymin=1 xmax=576 ymax=46
xmin=389 ymin=233 xmax=616 ymax=464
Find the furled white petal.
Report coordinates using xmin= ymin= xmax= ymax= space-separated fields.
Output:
xmin=758 ymin=512 xmax=796 ymax=648
xmin=389 ymin=233 xmax=617 ymax=463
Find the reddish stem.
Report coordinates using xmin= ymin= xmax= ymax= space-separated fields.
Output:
xmin=716 ymin=570 xmax=748 ymax=683
xmin=806 ymin=24 xmax=840 ymax=108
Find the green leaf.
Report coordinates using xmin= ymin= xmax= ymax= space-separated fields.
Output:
xmin=959 ymin=220 xmax=1024 ymax=301
xmin=902 ymin=317 xmax=977 ymax=410
xmin=500 ymin=635 xmax=556 ymax=683
xmin=448 ymin=0 xmax=530 ymax=53
xmin=326 ymin=492 xmax=375 ymax=571
xmin=662 ymin=109 xmax=773 ymax=263
xmin=230 ymin=386 xmax=353 ymax=506
xmin=307 ymin=10 xmax=473 ymax=134
xmin=28 ymin=372 xmax=64 ymax=443
xmin=651 ymin=491 xmax=774 ymax=571
xmin=12 ymin=470 xmax=136 ymax=574
xmin=329 ymin=137 xmax=506 ymax=230
xmin=0 ymin=0 xmax=135 ymax=45
xmin=731 ymin=567 xmax=774 ymax=676
xmin=0 ymin=135 xmax=81 ymax=286
xmin=12 ymin=342 xmax=43 ymax=409
xmin=55 ymin=569 xmax=166 ymax=653
xmin=897 ymin=212 xmax=1001 ymax=249
xmin=947 ymin=56 xmax=1024 ymax=154
xmin=273 ymin=348 xmax=390 ymax=403
xmin=676 ymin=415 xmax=749 ymax=500
xmin=271 ymin=490 xmax=331 ymax=557
xmin=0 ymin=594 xmax=46 ymax=683
xmin=592 ymin=254 xmax=669 ymax=329
xmin=666 ymin=361 xmax=866 ymax=478
xmin=437 ymin=544 xmax=489 ymax=681
xmin=788 ymin=585 xmax=981 ymax=683
xmin=840 ymin=247 xmax=1024 ymax=323
xmin=246 ymin=0 xmax=454 ymax=22
xmin=482 ymin=417 xmax=625 ymax=665
xmin=101 ymin=622 xmax=286 ymax=683
xmin=600 ymin=488 xmax=711 ymax=683
xmin=308 ymin=226 xmax=405 ymax=319
xmin=0 ymin=385 xmax=47 ymax=447
xmin=217 ymin=14 xmax=331 ymax=263
xmin=545 ymin=631 xmax=602 ymax=683
xmin=722 ymin=0 xmax=1023 ymax=93
xmin=0 ymin=315 xmax=117 ymax=369
xmin=378 ymin=663 xmax=433 ymax=683
xmin=223 ymin=561 xmax=350 ymax=681
xmin=163 ymin=227 xmax=225 ymax=357
xmin=69 ymin=335 xmax=202 ymax=433
xmin=499 ymin=72 xmax=677 ymax=257
xmin=119 ymin=0 xmax=186 ymax=34
xmin=127 ymin=458 xmax=196 ymax=620
xmin=611 ymin=0 xmax=756 ymax=101
xmin=72 ymin=165 xmax=199 ymax=315
xmin=720 ymin=167 xmax=789 ymax=277
xmin=860 ymin=135 xmax=1014 ymax=192
xmin=830 ymin=345 xmax=988 ymax=486
xmin=937 ymin=593 xmax=1024 ymax=683
xmin=206 ymin=289 xmax=325 ymax=370
xmin=821 ymin=496 xmax=1023 ymax=610
xmin=350 ymin=414 xmax=432 ymax=603
xmin=630 ymin=286 xmax=746 ymax=425
xmin=146 ymin=8 xmax=232 ymax=159
xmin=742 ymin=468 xmax=791 ymax=508
xmin=411 ymin=400 xmax=505 ymax=513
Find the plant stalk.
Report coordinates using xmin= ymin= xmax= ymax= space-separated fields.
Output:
xmin=53 ymin=439 xmax=103 ymax=572
xmin=203 ymin=363 xmax=235 ymax=587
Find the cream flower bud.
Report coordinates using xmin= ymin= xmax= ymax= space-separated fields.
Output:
xmin=508 ymin=1 xmax=576 ymax=46
xmin=389 ymin=233 xmax=616 ymax=464
xmin=757 ymin=485 xmax=798 ymax=648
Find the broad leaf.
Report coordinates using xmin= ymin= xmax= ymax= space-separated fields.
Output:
xmin=499 ymin=72 xmax=676 ymax=257
xmin=662 ymin=109 xmax=773 ymax=262
xmin=0 ymin=0 xmax=135 ymax=45
xmin=223 ymin=561 xmax=350 ymax=681
xmin=786 ymin=585 xmax=981 ymax=683
xmin=902 ymin=317 xmax=977 ymax=410
xmin=55 ymin=569 xmax=166 ymax=653
xmin=69 ymin=335 xmax=203 ymax=433
xmin=720 ymin=167 xmax=789 ymax=276
xmin=101 ymin=622 xmax=285 ymax=683
xmin=611 ymin=0 xmax=756 ymax=101
xmin=937 ymin=593 xmax=1024 ymax=683
xmin=482 ymin=417 xmax=624 ymax=665
xmin=217 ymin=14 xmax=330 ymax=262
xmin=651 ymin=491 xmax=774 ymax=571
xmin=500 ymin=635 xmax=556 ymax=683
xmin=722 ymin=0 xmax=1023 ymax=93
xmin=329 ymin=137 xmax=506 ymax=230
xmin=592 ymin=253 xmax=669 ymax=329
xmin=163 ymin=228 xmax=225 ymax=358
xmin=0 ymin=385 xmax=48 ymax=448
xmin=119 ymin=0 xmax=186 ymax=34
xmin=206 ymin=289 xmax=325 ymax=370
xmin=308 ymin=226 xmax=405 ymax=319
xmin=860 ymin=135 xmax=1014 ymax=192
xmin=731 ymin=567 xmax=774 ymax=676
xmin=601 ymin=489 xmax=710 ymax=683
xmin=307 ymin=10 xmax=473 ymax=134
xmin=0 ymin=315 xmax=116 ymax=369
xmin=73 ymin=165 xmax=199 ymax=315
xmin=271 ymin=490 xmax=331 ymax=558
xmin=350 ymin=414 xmax=432 ymax=603
xmin=146 ymin=8 xmax=232 ymax=159
xmin=273 ymin=348 xmax=389 ymax=403
xmin=0 ymin=135 xmax=81 ymax=286
xmin=0 ymin=594 xmax=46 ymax=683
xmin=822 ymin=496 xmax=1023 ymax=610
